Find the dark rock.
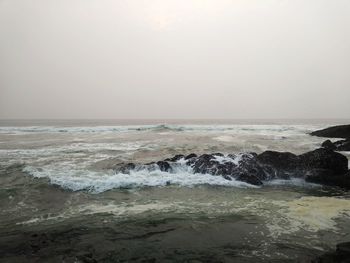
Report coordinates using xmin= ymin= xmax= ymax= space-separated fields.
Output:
xmin=184 ymin=153 xmax=197 ymax=160
xmin=236 ymin=173 xmax=263 ymax=185
xmin=299 ymin=148 xmax=348 ymax=175
xmin=188 ymin=153 xmax=267 ymax=185
xmin=192 ymin=154 xmax=219 ymax=174
xmin=321 ymin=139 xmax=350 ymax=151
xmin=257 ymin=151 xmax=301 ymax=179
xmin=214 ymin=162 xmax=237 ymax=177
xmin=334 ymin=139 xmax=350 ymax=151
xmin=173 ymin=155 xmax=185 ymax=162
xmin=257 ymin=151 xmax=299 ymax=170
xmin=312 ymin=242 xmax=350 ymax=263
xmin=338 ymin=242 xmax=350 ymax=253
xmin=156 ymin=161 xmax=171 ymax=172
xmin=305 ymin=170 xmax=350 ymax=189
xmin=311 ymin=124 xmax=350 ymax=138
xmin=322 ymin=140 xmax=336 ymax=150
xmin=233 ymin=153 xmax=268 ymax=183
xmin=113 ymin=149 xmax=350 ymax=189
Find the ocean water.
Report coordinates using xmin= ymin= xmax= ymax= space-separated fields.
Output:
xmin=0 ymin=119 xmax=350 ymax=262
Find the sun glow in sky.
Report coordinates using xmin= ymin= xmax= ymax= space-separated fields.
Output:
xmin=0 ymin=0 xmax=350 ymax=119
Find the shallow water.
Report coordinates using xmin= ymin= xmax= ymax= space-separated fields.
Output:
xmin=0 ymin=119 xmax=350 ymax=262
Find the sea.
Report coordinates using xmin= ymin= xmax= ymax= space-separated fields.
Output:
xmin=0 ymin=119 xmax=350 ymax=262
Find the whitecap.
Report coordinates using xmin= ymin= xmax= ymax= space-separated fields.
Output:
xmin=23 ymin=164 xmax=258 ymax=193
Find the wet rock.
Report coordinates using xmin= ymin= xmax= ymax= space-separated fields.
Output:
xmin=312 ymin=124 xmax=350 ymax=151
xmin=185 ymin=153 xmax=197 ymax=160
xmin=312 ymin=242 xmax=350 ymax=263
xmin=311 ymin=124 xmax=350 ymax=138
xmin=113 ymin=149 xmax=350 ymax=189
xmin=257 ymin=151 xmax=299 ymax=170
xmin=257 ymin=151 xmax=301 ymax=179
xmin=156 ymin=161 xmax=171 ymax=172
xmin=322 ymin=140 xmax=336 ymax=150
xmin=235 ymin=173 xmax=263 ymax=185
xmin=190 ymin=153 xmax=266 ymax=184
xmin=334 ymin=139 xmax=350 ymax=151
xmin=192 ymin=154 xmax=220 ymax=174
xmin=213 ymin=162 xmax=237 ymax=177
xmin=305 ymin=169 xmax=350 ymax=189
xmin=299 ymin=148 xmax=348 ymax=175
xmin=233 ymin=154 xmax=267 ymax=183
xmin=322 ymin=139 xmax=350 ymax=151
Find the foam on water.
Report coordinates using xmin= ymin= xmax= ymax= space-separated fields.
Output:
xmin=17 ymin=201 xmax=178 ymax=225
xmin=0 ymin=141 xmax=155 ymax=169
xmin=0 ymin=142 xmax=145 ymax=156
xmin=23 ymin=164 xmax=258 ymax=193
xmin=265 ymin=196 xmax=350 ymax=237
xmin=17 ymin=193 xmax=350 ymax=243
xmin=213 ymin=153 xmax=246 ymax=165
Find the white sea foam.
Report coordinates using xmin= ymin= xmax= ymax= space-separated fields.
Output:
xmin=266 ymin=197 xmax=350 ymax=237
xmin=23 ymin=165 xmax=258 ymax=193
xmin=0 ymin=141 xmax=157 ymax=168
xmin=213 ymin=153 xmax=246 ymax=165
xmin=0 ymin=142 xmax=145 ymax=156
xmin=17 ymin=194 xmax=350 ymax=241
xmin=17 ymin=201 xmax=183 ymax=225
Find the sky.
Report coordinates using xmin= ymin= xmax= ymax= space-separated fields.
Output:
xmin=0 ymin=0 xmax=349 ymax=119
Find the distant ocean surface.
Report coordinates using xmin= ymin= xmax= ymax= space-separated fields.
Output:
xmin=0 ymin=119 xmax=350 ymax=262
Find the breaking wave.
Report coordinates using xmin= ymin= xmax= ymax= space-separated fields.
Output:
xmin=23 ymin=154 xmax=319 ymax=193
xmin=28 ymin=168 xmax=260 ymax=193
xmin=23 ymin=161 xmax=257 ymax=193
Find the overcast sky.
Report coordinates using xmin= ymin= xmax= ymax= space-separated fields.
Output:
xmin=0 ymin=0 xmax=349 ymax=119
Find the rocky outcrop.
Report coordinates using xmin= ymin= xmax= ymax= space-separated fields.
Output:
xmin=322 ymin=140 xmax=337 ymax=150
xmin=311 ymin=125 xmax=350 ymax=152
xmin=256 ymin=148 xmax=349 ymax=179
xmin=115 ymin=149 xmax=350 ymax=189
xmin=322 ymin=139 xmax=350 ymax=151
xmin=299 ymin=148 xmax=348 ymax=174
xmin=312 ymin=242 xmax=350 ymax=263
xmin=311 ymin=124 xmax=350 ymax=139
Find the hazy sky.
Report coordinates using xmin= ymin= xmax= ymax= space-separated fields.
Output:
xmin=0 ymin=0 xmax=349 ymax=119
